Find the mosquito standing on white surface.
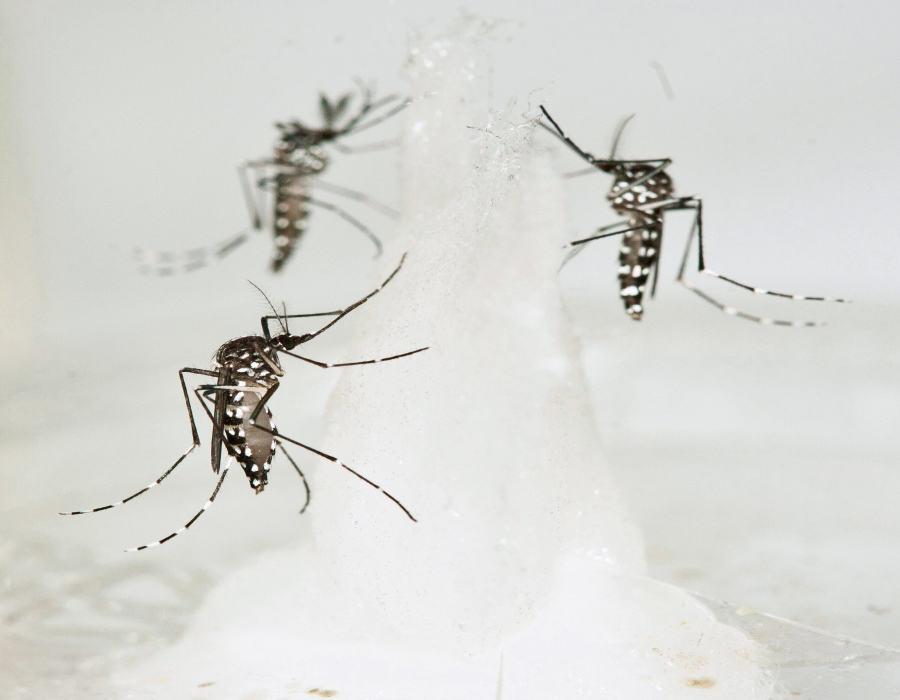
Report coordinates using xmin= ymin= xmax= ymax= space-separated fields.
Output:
xmin=136 ymin=82 xmax=406 ymax=275
xmin=540 ymin=106 xmax=846 ymax=326
xmin=62 ymin=255 xmax=425 ymax=551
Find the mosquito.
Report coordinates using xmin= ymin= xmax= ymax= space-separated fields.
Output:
xmin=136 ymin=82 xmax=407 ymax=275
xmin=540 ymin=106 xmax=846 ymax=326
xmin=62 ymin=255 xmax=426 ymax=551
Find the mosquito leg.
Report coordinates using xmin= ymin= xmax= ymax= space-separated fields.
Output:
xmin=569 ymin=222 xmax=647 ymax=247
xmin=275 ymin=439 xmax=311 ymax=514
xmin=259 ymin=252 xmax=410 ymax=345
xmin=125 ymin=458 xmax=232 ymax=552
xmin=248 ymin=423 xmax=416 ymax=522
xmin=280 ymin=345 xmax=428 ymax=369
xmin=238 ymin=163 xmax=266 ymax=230
xmin=562 ymin=166 xmax=601 ymax=179
xmin=310 ymin=180 xmax=399 ymax=219
xmin=305 ymin=196 xmax=383 ymax=258
xmin=60 ymin=368 xmax=218 ymax=515
xmin=558 ymin=223 xmax=649 ymax=272
xmin=330 ymin=138 xmax=400 ymax=155
xmin=674 ymin=202 xmax=826 ymax=326
xmin=676 ymin=198 xmax=847 ymax=302
xmin=678 ymin=278 xmax=822 ymax=327
xmin=301 ymin=253 xmax=409 ymax=342
xmin=345 ymin=98 xmax=410 ymax=136
xmin=261 ymin=310 xmax=342 ymax=341
xmin=135 ymin=230 xmax=252 ymax=276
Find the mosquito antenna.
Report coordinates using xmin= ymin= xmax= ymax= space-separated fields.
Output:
xmin=249 ymin=281 xmax=288 ymax=335
xmin=609 ymin=114 xmax=636 ymax=160
xmin=281 ymin=301 xmax=289 ymax=334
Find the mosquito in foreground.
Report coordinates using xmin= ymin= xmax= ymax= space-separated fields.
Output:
xmin=540 ymin=106 xmax=846 ymax=326
xmin=62 ymin=255 xmax=425 ymax=551
xmin=136 ymin=82 xmax=407 ymax=275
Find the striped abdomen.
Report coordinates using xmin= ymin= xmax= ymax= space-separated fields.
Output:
xmin=213 ymin=336 xmax=283 ymax=493
xmin=271 ymin=173 xmax=311 ymax=273
xmin=609 ymin=165 xmax=673 ymax=320
xmin=222 ymin=389 xmax=275 ymax=493
xmin=617 ymin=213 xmax=662 ymax=320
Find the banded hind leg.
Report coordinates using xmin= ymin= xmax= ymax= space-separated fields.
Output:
xmin=60 ymin=368 xmax=219 ymax=516
xmin=672 ymin=198 xmax=843 ymax=326
xmin=124 ymin=381 xmax=282 ymax=552
xmin=135 ymin=229 xmax=253 ymax=276
xmin=249 ymin=422 xmax=417 ymax=522
xmin=125 ymin=457 xmax=232 ymax=552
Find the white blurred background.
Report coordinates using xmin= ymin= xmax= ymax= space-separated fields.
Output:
xmin=0 ymin=1 xmax=898 ymax=696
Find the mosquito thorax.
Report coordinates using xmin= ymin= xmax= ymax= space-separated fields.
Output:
xmin=215 ymin=336 xmax=283 ymax=375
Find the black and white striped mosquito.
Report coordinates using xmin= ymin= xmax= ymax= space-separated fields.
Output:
xmin=540 ymin=106 xmax=846 ymax=326
xmin=62 ymin=255 xmax=425 ymax=551
xmin=136 ymin=82 xmax=406 ymax=275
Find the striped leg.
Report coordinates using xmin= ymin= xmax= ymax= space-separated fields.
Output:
xmin=275 ymin=440 xmax=311 ymax=514
xmin=60 ymin=368 xmax=217 ymax=516
xmin=674 ymin=199 xmax=838 ymax=326
xmin=134 ymin=229 xmax=253 ymax=276
xmin=280 ymin=345 xmax=428 ymax=370
xmin=249 ymin=423 xmax=416 ymax=523
xmin=125 ymin=458 xmax=232 ymax=552
xmin=678 ymin=198 xmax=847 ymax=302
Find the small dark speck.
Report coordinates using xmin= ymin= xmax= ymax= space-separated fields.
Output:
xmin=867 ymin=604 xmax=890 ymax=616
xmin=307 ymin=690 xmax=337 ymax=697
xmin=197 ymin=681 xmax=215 ymax=688
xmin=684 ymin=677 xmax=716 ymax=689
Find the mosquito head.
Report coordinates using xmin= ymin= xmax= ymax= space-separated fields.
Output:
xmin=592 ymin=160 xmax=617 ymax=174
xmin=276 ymin=121 xmax=338 ymax=149
xmin=271 ymin=332 xmax=311 ymax=351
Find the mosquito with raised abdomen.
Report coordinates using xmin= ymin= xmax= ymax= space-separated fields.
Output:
xmin=62 ymin=255 xmax=425 ymax=551
xmin=539 ymin=106 xmax=846 ymax=326
xmin=136 ymin=82 xmax=407 ymax=275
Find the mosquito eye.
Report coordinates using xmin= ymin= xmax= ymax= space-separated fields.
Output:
xmin=281 ymin=336 xmax=299 ymax=350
